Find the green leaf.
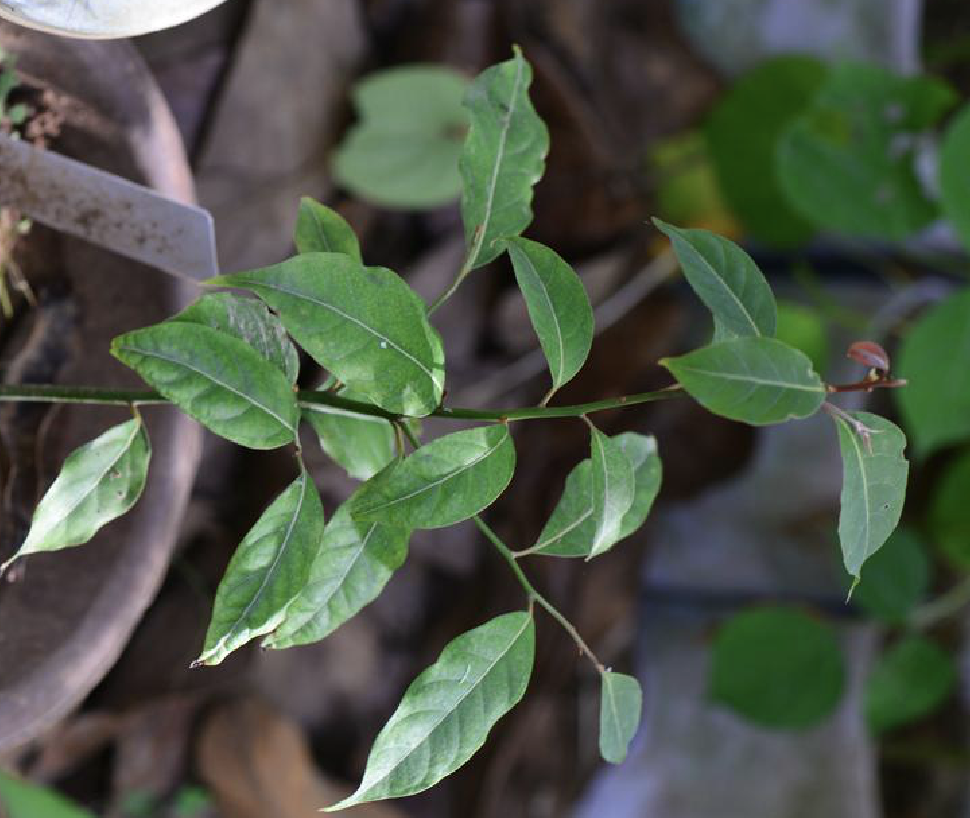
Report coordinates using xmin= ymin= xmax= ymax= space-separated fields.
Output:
xmin=504 ymin=238 xmax=593 ymax=398
xmin=653 ymin=219 xmax=776 ymax=340
xmin=0 ymin=419 xmax=150 ymax=575
xmin=534 ymin=433 xmax=661 ymax=558
xmin=941 ymin=103 xmax=970 ymax=254
xmin=834 ymin=411 xmax=909 ymax=580
xmin=305 ymin=388 xmax=396 ymax=481
xmin=112 ymin=322 xmax=299 ymax=449
xmin=329 ymin=611 xmax=535 ymax=809
xmin=776 ymin=63 xmax=956 ymax=241
xmin=599 ymin=672 xmax=643 ymax=765
xmin=929 ymin=449 xmax=970 ymax=568
xmin=171 ymin=292 xmax=300 ymax=384
xmin=0 ymin=772 xmax=95 ymax=818
xmin=460 ymin=47 xmax=549 ymax=269
xmin=651 ymin=131 xmax=736 ymax=232
xmin=775 ymin=300 xmax=829 ymax=375
xmin=294 ymin=197 xmax=362 ymax=261
xmin=662 ymin=337 xmax=825 ymax=426
xmin=196 ymin=470 xmax=325 ymax=666
xmin=710 ymin=606 xmax=845 ymax=730
xmin=705 ymin=55 xmax=826 ymax=246
xmin=265 ymin=504 xmax=408 ymax=649
xmin=850 ymin=527 xmax=929 ymax=624
xmin=350 ymin=425 xmax=515 ymax=529
xmin=588 ymin=426 xmax=636 ymax=559
xmin=895 ymin=289 xmax=970 ymax=458
xmin=333 ymin=66 xmax=469 ymax=209
xmin=210 ymin=253 xmax=445 ymax=417
xmin=864 ymin=636 xmax=955 ymax=734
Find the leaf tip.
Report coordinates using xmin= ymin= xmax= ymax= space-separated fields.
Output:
xmin=846 ymin=575 xmax=860 ymax=603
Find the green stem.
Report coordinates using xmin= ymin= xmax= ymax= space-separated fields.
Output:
xmin=0 ymin=383 xmax=683 ymax=423
xmin=473 ymin=514 xmax=605 ymax=674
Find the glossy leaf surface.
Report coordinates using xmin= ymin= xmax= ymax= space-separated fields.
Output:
xmin=112 ymin=322 xmax=298 ymax=449
xmin=330 ymin=612 xmax=534 ymax=809
xmin=505 ymin=237 xmax=593 ymax=398
xmin=294 ymin=197 xmax=362 ymax=261
xmin=197 ymin=471 xmax=325 ymax=666
xmin=1 ymin=419 xmax=150 ymax=573
xmin=305 ymin=387 xmax=396 ymax=481
xmin=655 ymin=219 xmax=776 ymax=339
xmin=265 ymin=504 xmax=408 ymax=649
xmin=172 ymin=292 xmax=299 ymax=384
xmin=835 ymin=411 xmax=909 ymax=580
xmin=351 ymin=425 xmax=515 ymax=529
xmin=460 ymin=47 xmax=549 ymax=269
xmin=211 ymin=253 xmax=445 ymax=417
xmin=662 ymin=337 xmax=825 ymax=426
xmin=588 ymin=426 xmax=636 ymax=559
xmin=535 ymin=433 xmax=661 ymax=558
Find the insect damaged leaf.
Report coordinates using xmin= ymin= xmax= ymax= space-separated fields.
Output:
xmin=209 ymin=253 xmax=445 ymax=418
xmin=460 ymin=46 xmax=549 ymax=270
xmin=834 ymin=411 xmax=909 ymax=581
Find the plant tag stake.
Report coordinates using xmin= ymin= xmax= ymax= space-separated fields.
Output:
xmin=0 ymin=132 xmax=218 ymax=280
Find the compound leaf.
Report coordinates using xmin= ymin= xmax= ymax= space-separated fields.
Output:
xmin=534 ymin=433 xmax=661 ymax=558
xmin=460 ymin=47 xmax=549 ymax=269
xmin=505 ymin=237 xmax=593 ymax=398
xmin=265 ymin=504 xmax=409 ymax=649
xmin=710 ymin=606 xmax=844 ymax=730
xmin=864 ymin=636 xmax=955 ymax=734
xmin=895 ymin=289 xmax=970 ymax=458
xmin=654 ymin=219 xmax=776 ymax=339
xmin=196 ymin=470 xmax=325 ymax=666
xmin=112 ymin=322 xmax=299 ymax=449
xmin=350 ymin=425 xmax=515 ymax=529
xmin=171 ymin=291 xmax=299 ymax=384
xmin=329 ymin=612 xmax=535 ymax=809
xmin=210 ymin=253 xmax=445 ymax=418
xmin=599 ymin=672 xmax=643 ymax=765
xmin=305 ymin=386 xmax=396 ymax=481
xmin=294 ymin=197 xmax=362 ymax=261
xmin=1 ymin=419 xmax=150 ymax=574
xmin=835 ymin=411 xmax=909 ymax=580
xmin=662 ymin=337 xmax=825 ymax=426
xmin=333 ymin=66 xmax=469 ymax=209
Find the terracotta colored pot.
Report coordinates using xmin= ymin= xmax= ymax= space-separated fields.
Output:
xmin=0 ymin=24 xmax=202 ymax=750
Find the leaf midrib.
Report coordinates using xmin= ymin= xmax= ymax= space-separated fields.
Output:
xmin=355 ymin=430 xmax=508 ymax=516
xmin=355 ymin=614 xmax=532 ymax=800
xmin=26 ymin=421 xmax=141 ymax=550
xmin=515 ymin=246 xmax=565 ymax=386
xmin=842 ymin=419 xmax=871 ymax=572
xmin=116 ymin=342 xmax=295 ymax=433
xmin=674 ymin=365 xmax=823 ymax=392
xmin=683 ymin=239 xmax=762 ymax=336
xmin=471 ymin=55 xmax=525 ymax=263
xmin=238 ymin=278 xmax=443 ymax=395
xmin=210 ymin=474 xmax=310 ymax=657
